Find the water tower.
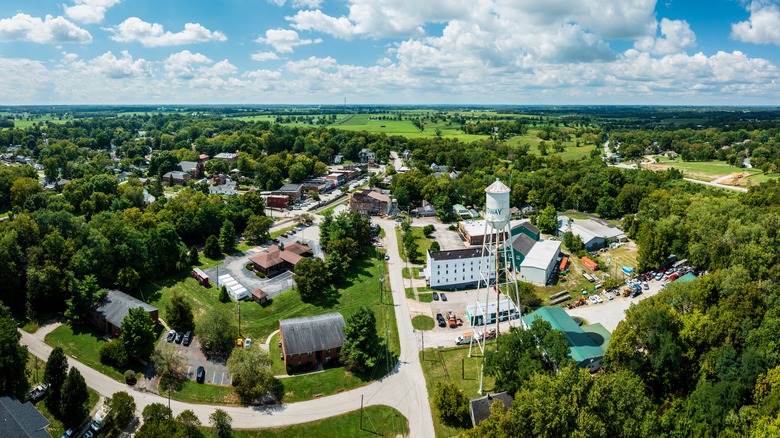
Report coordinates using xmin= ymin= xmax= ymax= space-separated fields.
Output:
xmin=468 ymin=178 xmax=523 ymax=394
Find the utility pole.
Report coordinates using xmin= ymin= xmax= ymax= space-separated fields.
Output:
xmin=237 ymin=300 xmax=241 ymax=337
xmin=360 ymin=394 xmax=364 ymax=429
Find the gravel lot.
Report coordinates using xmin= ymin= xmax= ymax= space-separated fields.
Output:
xmin=565 ymin=277 xmax=666 ymax=332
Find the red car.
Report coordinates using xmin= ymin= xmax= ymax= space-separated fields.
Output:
xmin=272 ymin=238 xmax=280 ymax=243
xmin=281 ymin=233 xmax=288 ymax=238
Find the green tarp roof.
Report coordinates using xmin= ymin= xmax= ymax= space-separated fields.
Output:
xmin=523 ymin=307 xmax=605 ymax=365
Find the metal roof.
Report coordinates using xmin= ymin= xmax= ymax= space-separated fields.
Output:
xmin=511 ymin=233 xmax=536 ymax=257
xmin=523 ymin=307 xmax=604 ymax=365
xmin=520 ymin=240 xmax=561 ymax=270
xmin=92 ymin=290 xmax=157 ymax=329
xmin=280 ymin=313 xmax=346 ymax=356
xmin=484 ymin=178 xmax=510 ymax=194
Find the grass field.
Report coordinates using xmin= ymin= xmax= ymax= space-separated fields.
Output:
xmin=395 ymin=226 xmax=433 ymax=264
xmin=201 ymin=405 xmax=408 ymax=438
xmin=44 ymin=324 xmax=151 ymax=382
xmin=412 ymin=315 xmax=435 ymax=330
xmin=648 ymin=157 xmax=780 ymax=185
xmin=420 ymin=346 xmax=495 ymax=437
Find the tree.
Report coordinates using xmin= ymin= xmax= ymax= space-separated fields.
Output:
xmin=136 ymin=403 xmax=174 ymax=438
xmin=60 ymin=368 xmax=89 ymax=426
xmin=152 ymin=343 xmax=188 ymax=381
xmin=226 ymin=345 xmax=275 ymax=404
xmin=197 ymin=307 xmax=237 ymax=353
xmin=294 ymin=257 xmax=327 ymax=302
xmin=65 ymin=274 xmax=105 ymax=324
xmin=204 ymin=235 xmax=221 ymax=259
xmin=177 ymin=410 xmax=204 ymax=438
xmin=423 ymin=224 xmax=435 ymax=237
xmin=0 ymin=306 xmax=29 ymax=399
xmin=219 ymin=220 xmax=236 ymax=254
xmin=188 ymin=245 xmax=199 ymax=265
xmin=244 ymin=214 xmax=273 ymax=245
xmin=209 ymin=409 xmax=233 ymax=438
xmin=99 ymin=339 xmax=128 ymax=368
xmin=166 ymin=291 xmax=194 ymax=332
xmin=403 ymin=232 xmax=419 ymax=262
xmin=537 ymin=204 xmax=558 ymax=234
xmin=341 ymin=307 xmax=381 ymax=374
xmin=429 ymin=241 xmax=440 ymax=252
xmin=10 ymin=177 xmax=42 ymax=207
xmin=433 ymin=381 xmax=470 ymax=427
xmin=44 ymin=346 xmax=68 ymax=414
xmin=121 ymin=307 xmax=156 ymax=359
xmin=106 ymin=391 xmax=136 ymax=433
xmin=219 ymin=285 xmax=230 ymax=303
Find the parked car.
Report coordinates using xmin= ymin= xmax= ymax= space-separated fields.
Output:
xmin=432 ymin=292 xmax=439 ymax=301
xmin=60 ymin=427 xmax=77 ymax=438
xmin=595 ymin=295 xmax=604 ymax=303
xmin=166 ymin=330 xmax=176 ymax=342
xmin=630 ymin=289 xmax=643 ymax=298
xmin=196 ymin=366 xmax=206 ymax=384
xmin=604 ymin=291 xmax=614 ymax=300
xmin=244 ymin=338 xmax=252 ymax=349
xmin=81 ymin=431 xmax=94 ymax=438
xmin=272 ymin=238 xmax=280 ymax=243
xmin=384 ymin=254 xmax=390 ymax=260
xmin=642 ymin=282 xmax=649 ymax=290
xmin=436 ymin=313 xmax=446 ymax=327
xmin=290 ymin=229 xmax=297 ymax=234
xmin=440 ymin=293 xmax=447 ymax=302
xmin=27 ymin=383 xmax=48 ymax=402
xmin=175 ymin=332 xmax=184 ymax=344
xmin=588 ymin=295 xmax=599 ymax=304
xmin=281 ymin=233 xmax=288 ymax=238
xmin=182 ymin=331 xmax=192 ymax=346
xmin=655 ymin=272 xmax=664 ymax=281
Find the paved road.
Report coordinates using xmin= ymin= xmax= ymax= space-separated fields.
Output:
xmin=19 ymin=220 xmax=434 ymax=436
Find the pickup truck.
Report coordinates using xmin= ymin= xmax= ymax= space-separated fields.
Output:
xmin=455 ymin=332 xmax=483 ymax=345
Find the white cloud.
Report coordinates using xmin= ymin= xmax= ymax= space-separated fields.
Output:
xmin=251 ymin=51 xmax=281 ymax=61
xmin=163 ymin=50 xmax=237 ymax=91
xmin=256 ymin=28 xmax=321 ymax=53
xmin=290 ymin=10 xmax=357 ymax=39
xmin=164 ymin=50 xmax=213 ymax=79
xmin=268 ymin=0 xmax=324 ymax=8
xmin=83 ymin=51 xmax=151 ymax=78
xmin=731 ymin=1 xmax=780 ymax=45
xmin=635 ymin=18 xmax=696 ymax=55
xmin=0 ymin=13 xmax=92 ymax=44
xmin=64 ymin=0 xmax=122 ymax=24
xmin=107 ymin=17 xmax=227 ymax=47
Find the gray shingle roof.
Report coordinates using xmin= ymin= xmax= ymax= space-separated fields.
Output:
xmin=469 ymin=392 xmax=513 ymax=427
xmin=0 ymin=396 xmax=52 ymax=438
xmin=429 ymin=248 xmax=483 ymax=261
xmin=512 ymin=233 xmax=536 ymax=256
xmin=280 ymin=313 xmax=345 ymax=356
xmin=92 ymin=290 xmax=158 ymax=329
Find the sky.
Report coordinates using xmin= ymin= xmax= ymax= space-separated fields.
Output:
xmin=1 ymin=0 xmax=780 ymax=105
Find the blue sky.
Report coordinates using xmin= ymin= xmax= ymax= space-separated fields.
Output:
xmin=1 ymin=0 xmax=780 ymax=105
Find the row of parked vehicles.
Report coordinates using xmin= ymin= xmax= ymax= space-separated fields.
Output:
xmin=436 ymin=311 xmax=462 ymax=328
xmin=166 ymin=329 xmax=193 ymax=346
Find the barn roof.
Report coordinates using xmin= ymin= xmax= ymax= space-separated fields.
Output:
xmin=92 ymin=290 xmax=157 ymax=329
xmin=280 ymin=313 xmax=346 ymax=356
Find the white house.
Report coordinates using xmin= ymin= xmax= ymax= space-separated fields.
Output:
xmin=518 ymin=240 xmax=561 ymax=286
xmin=425 ymin=248 xmax=496 ymax=290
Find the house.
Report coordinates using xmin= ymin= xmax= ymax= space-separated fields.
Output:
xmin=248 ymin=242 xmax=311 ymax=276
xmin=469 ymin=392 xmax=513 ymax=427
xmin=0 ymin=396 xmax=51 ymax=438
xmin=279 ymin=313 xmax=346 ymax=369
xmin=274 ymin=183 xmax=303 ymax=201
xmin=518 ymin=240 xmax=561 ymax=286
xmin=162 ymin=170 xmax=191 ymax=185
xmin=209 ymin=179 xmax=237 ymax=195
xmin=213 ymin=152 xmax=239 ymax=165
xmin=333 ymin=154 xmax=343 ymax=164
xmin=301 ymin=178 xmax=330 ymax=194
xmin=217 ymin=274 xmax=249 ymax=301
xmin=412 ymin=201 xmax=436 ymax=217
xmin=55 ymin=179 xmax=70 ymax=193
xmin=402 ymin=149 xmax=412 ymax=160
xmin=425 ymin=248 xmax=496 ymax=290
xmin=465 ymin=299 xmax=519 ymax=326
xmin=265 ymin=194 xmax=290 ymax=209
xmin=523 ymin=307 xmax=610 ymax=370
xmin=250 ymin=289 xmax=268 ymax=305
xmin=358 ymin=148 xmax=376 ymax=166
xmin=557 ymin=216 xmax=627 ymax=251
xmin=348 ymin=189 xmax=391 ymax=216
xmin=430 ymin=163 xmax=449 ymax=173
xmin=179 ymin=160 xmax=204 ymax=179
xmin=453 ymin=204 xmax=471 ymax=220
xmin=90 ymin=290 xmax=159 ymax=337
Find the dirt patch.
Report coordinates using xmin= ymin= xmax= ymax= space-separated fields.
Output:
xmin=713 ymin=172 xmax=751 ymax=185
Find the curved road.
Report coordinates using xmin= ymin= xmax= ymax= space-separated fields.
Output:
xmin=20 ymin=221 xmax=434 ymax=436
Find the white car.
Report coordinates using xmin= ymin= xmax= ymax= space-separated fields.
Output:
xmin=604 ymin=291 xmax=614 ymax=300
xmin=588 ymin=295 xmax=599 ymax=304
xmin=595 ymin=295 xmax=604 ymax=303
xmin=244 ymin=338 xmax=252 ymax=349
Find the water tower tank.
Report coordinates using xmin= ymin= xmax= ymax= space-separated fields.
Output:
xmin=484 ymin=178 xmax=511 ymax=228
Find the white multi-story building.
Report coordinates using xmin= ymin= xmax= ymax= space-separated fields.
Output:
xmin=425 ymin=248 xmax=497 ymax=290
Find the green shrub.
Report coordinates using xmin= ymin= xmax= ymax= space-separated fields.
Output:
xmin=245 ymin=262 xmax=254 ymax=271
xmin=99 ymin=339 xmax=128 ymax=368
xmin=124 ymin=370 xmax=136 ymax=385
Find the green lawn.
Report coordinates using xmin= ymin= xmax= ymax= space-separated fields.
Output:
xmin=44 ymin=324 xmax=149 ymax=382
xmin=418 ymin=293 xmax=434 ymax=303
xmin=201 ymin=405 xmax=408 ymax=438
xmin=412 ymin=315 xmax=435 ymax=330
xmin=420 ymin=346 xmax=496 ymax=437
xmin=405 ymin=288 xmax=415 ymax=300
xmin=170 ymin=380 xmax=238 ymax=405
xmin=396 ymin=226 xmax=432 ymax=264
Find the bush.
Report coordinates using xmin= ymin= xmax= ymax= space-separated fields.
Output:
xmin=219 ymin=285 xmax=230 ymax=303
xmin=100 ymin=339 xmax=128 ymax=368
xmin=245 ymin=262 xmax=254 ymax=271
xmin=255 ymin=271 xmax=266 ymax=278
xmin=448 ymin=224 xmax=457 ymax=231
xmin=423 ymin=224 xmax=435 ymax=237
xmin=124 ymin=370 xmax=136 ymax=385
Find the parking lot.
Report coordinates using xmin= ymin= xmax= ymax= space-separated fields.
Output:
xmin=162 ymin=333 xmax=232 ymax=386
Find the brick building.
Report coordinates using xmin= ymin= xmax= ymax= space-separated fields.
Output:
xmin=279 ymin=313 xmax=346 ymax=370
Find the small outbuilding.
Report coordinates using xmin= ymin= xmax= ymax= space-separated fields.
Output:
xmin=192 ymin=268 xmax=210 ymax=286
xmin=250 ymin=289 xmax=268 ymax=305
xmin=279 ymin=313 xmax=346 ymax=370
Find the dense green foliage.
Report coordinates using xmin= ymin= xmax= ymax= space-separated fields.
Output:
xmin=432 ymin=381 xmax=471 ymax=428
xmin=226 ymin=346 xmax=275 ymax=404
xmin=166 ymin=291 xmax=195 ymax=332
xmin=106 ymin=391 xmax=136 ymax=433
xmin=341 ymin=307 xmax=381 ymax=374
xmin=136 ymin=403 xmax=204 ymax=438
xmin=44 ymin=347 xmax=68 ymax=414
xmin=60 ymin=367 xmax=89 ymax=426
xmin=0 ymin=306 xmax=29 ymax=399
xmin=294 ymin=257 xmax=326 ymax=303
xmin=120 ymin=307 xmax=156 ymax=359
xmin=197 ymin=307 xmax=237 ymax=353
